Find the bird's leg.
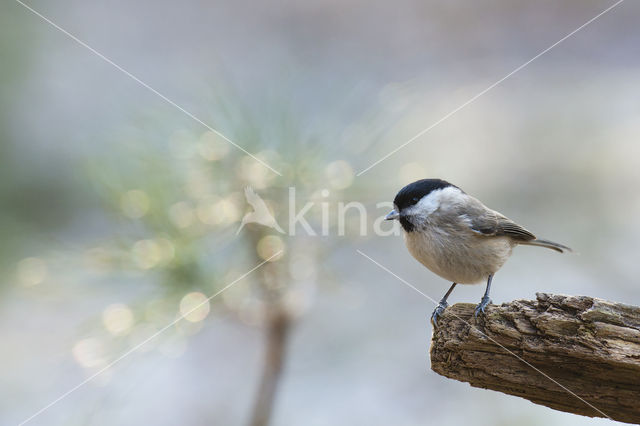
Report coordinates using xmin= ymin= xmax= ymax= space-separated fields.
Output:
xmin=431 ymin=282 xmax=457 ymax=327
xmin=474 ymin=274 xmax=494 ymax=317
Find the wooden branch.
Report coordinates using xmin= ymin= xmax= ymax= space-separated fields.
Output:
xmin=430 ymin=293 xmax=640 ymax=424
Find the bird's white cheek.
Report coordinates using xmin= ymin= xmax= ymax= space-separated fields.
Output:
xmin=406 ymin=194 xmax=441 ymax=219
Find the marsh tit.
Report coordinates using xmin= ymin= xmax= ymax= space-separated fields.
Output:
xmin=386 ymin=179 xmax=571 ymax=326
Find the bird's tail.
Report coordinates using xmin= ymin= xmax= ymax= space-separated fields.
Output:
xmin=519 ymin=238 xmax=573 ymax=253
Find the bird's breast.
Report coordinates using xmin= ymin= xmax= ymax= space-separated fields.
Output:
xmin=403 ymin=227 xmax=513 ymax=284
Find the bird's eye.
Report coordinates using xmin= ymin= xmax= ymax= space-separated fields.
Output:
xmin=411 ymin=197 xmax=420 ymax=204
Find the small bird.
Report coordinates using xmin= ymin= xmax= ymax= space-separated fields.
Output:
xmin=385 ymin=179 xmax=571 ymax=326
xmin=236 ymin=187 xmax=284 ymax=235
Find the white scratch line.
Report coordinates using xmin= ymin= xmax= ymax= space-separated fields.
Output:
xmin=18 ymin=251 xmax=282 ymax=425
xmin=356 ymin=249 xmax=613 ymax=420
xmin=357 ymin=0 xmax=624 ymax=176
xmin=15 ymin=0 xmax=282 ymax=176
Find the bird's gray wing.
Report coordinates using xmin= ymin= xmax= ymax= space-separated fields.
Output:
xmin=454 ymin=197 xmax=536 ymax=242
xmin=469 ymin=212 xmax=536 ymax=241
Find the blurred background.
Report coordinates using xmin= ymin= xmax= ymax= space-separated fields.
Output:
xmin=1 ymin=0 xmax=639 ymax=425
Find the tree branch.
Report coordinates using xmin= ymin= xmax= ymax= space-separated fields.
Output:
xmin=248 ymin=307 xmax=290 ymax=426
xmin=430 ymin=293 xmax=640 ymax=424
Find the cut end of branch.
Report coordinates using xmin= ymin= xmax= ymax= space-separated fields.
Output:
xmin=430 ymin=293 xmax=640 ymax=424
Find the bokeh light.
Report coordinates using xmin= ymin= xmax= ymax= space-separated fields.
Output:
xmin=325 ymin=160 xmax=354 ymax=190
xmin=72 ymin=338 xmax=106 ymax=369
xmin=179 ymin=292 xmax=210 ymax=323
xmin=398 ymin=162 xmax=427 ymax=185
xmin=176 ymin=317 xmax=205 ymax=336
xmin=237 ymin=155 xmax=275 ymax=189
xmin=6 ymin=2 xmax=640 ymax=424
xmin=218 ymin=197 xmax=241 ymax=224
xmin=196 ymin=196 xmax=240 ymax=226
xmin=198 ymin=130 xmax=230 ymax=161
xmin=131 ymin=238 xmax=174 ymax=269
xmin=256 ymin=235 xmax=285 ymax=261
xmin=102 ymin=303 xmax=135 ymax=336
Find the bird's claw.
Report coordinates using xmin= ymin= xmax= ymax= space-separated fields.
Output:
xmin=431 ymin=301 xmax=448 ymax=327
xmin=474 ymin=296 xmax=492 ymax=317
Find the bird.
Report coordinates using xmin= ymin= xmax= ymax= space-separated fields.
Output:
xmin=385 ymin=178 xmax=571 ymax=326
xmin=236 ymin=187 xmax=285 ymax=235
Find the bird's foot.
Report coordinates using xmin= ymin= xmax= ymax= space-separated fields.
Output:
xmin=430 ymin=301 xmax=448 ymax=327
xmin=474 ymin=296 xmax=492 ymax=317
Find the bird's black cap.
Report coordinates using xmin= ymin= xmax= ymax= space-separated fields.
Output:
xmin=393 ymin=178 xmax=459 ymax=211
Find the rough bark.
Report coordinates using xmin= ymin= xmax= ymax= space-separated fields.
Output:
xmin=430 ymin=293 xmax=640 ymax=424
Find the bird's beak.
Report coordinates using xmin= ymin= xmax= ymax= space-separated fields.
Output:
xmin=385 ymin=210 xmax=399 ymax=220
